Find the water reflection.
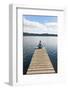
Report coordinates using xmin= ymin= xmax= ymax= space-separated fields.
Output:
xmin=23 ymin=36 xmax=57 ymax=74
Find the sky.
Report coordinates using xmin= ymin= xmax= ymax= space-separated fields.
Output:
xmin=23 ymin=15 xmax=57 ymax=34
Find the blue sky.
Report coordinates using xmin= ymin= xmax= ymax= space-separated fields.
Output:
xmin=24 ymin=15 xmax=57 ymax=24
xmin=23 ymin=15 xmax=57 ymax=34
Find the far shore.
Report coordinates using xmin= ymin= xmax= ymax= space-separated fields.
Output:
xmin=23 ymin=32 xmax=58 ymax=36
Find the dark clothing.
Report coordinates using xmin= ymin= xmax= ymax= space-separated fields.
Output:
xmin=38 ymin=42 xmax=42 ymax=49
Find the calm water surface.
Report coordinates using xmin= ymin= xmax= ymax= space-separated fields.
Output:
xmin=23 ymin=36 xmax=57 ymax=74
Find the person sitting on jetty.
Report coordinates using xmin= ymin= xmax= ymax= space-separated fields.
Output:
xmin=38 ymin=40 xmax=42 ymax=49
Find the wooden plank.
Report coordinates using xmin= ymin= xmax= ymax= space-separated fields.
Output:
xmin=27 ymin=48 xmax=55 ymax=75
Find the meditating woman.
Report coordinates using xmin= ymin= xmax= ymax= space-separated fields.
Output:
xmin=38 ymin=40 xmax=42 ymax=49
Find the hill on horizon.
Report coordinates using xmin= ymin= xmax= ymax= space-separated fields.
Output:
xmin=23 ymin=32 xmax=57 ymax=36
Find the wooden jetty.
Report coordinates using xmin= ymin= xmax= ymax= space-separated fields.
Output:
xmin=27 ymin=48 xmax=55 ymax=75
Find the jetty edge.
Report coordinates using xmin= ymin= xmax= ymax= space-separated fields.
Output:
xmin=27 ymin=48 xmax=55 ymax=75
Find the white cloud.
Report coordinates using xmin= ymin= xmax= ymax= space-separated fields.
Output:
xmin=23 ymin=18 xmax=47 ymax=34
xmin=23 ymin=18 xmax=57 ymax=34
xmin=45 ymin=22 xmax=57 ymax=34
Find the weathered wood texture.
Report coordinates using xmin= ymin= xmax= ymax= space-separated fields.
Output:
xmin=27 ymin=48 xmax=55 ymax=74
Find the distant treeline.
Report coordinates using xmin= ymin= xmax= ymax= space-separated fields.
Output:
xmin=23 ymin=32 xmax=58 ymax=36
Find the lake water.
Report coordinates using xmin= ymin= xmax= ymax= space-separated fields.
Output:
xmin=23 ymin=36 xmax=57 ymax=75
